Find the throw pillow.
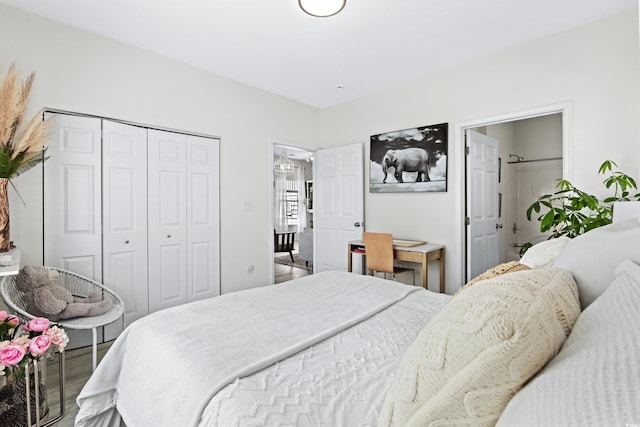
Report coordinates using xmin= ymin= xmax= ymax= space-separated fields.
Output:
xmin=378 ymin=268 xmax=580 ymax=427
xmin=496 ymin=259 xmax=640 ymax=426
xmin=553 ymin=218 xmax=640 ymax=309
xmin=457 ymin=261 xmax=530 ymax=295
xmin=519 ymin=237 xmax=570 ymax=269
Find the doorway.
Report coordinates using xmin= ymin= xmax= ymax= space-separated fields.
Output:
xmin=456 ymin=102 xmax=573 ymax=284
xmin=506 ymin=157 xmax=562 ymax=260
xmin=472 ymin=114 xmax=563 ymax=268
xmin=271 ymin=142 xmax=315 ymax=283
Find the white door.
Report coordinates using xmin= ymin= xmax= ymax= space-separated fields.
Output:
xmin=186 ymin=135 xmax=220 ymax=302
xmin=44 ymin=113 xmax=102 ymax=280
xmin=314 ymin=143 xmax=364 ymax=272
xmin=512 ymin=160 xmax=563 ymax=248
xmin=102 ymin=120 xmax=148 ymax=339
xmin=148 ymin=129 xmax=188 ymax=313
xmin=466 ymin=130 xmax=499 ymax=280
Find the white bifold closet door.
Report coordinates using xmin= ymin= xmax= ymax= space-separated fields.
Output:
xmin=44 ymin=113 xmax=220 ymax=342
xmin=147 ymin=130 xmax=220 ymax=313
xmin=44 ymin=115 xmax=149 ymax=343
xmin=44 ymin=113 xmax=103 ymax=279
xmin=186 ymin=135 xmax=220 ymax=303
xmin=147 ymin=130 xmax=188 ymax=312
xmin=102 ymin=120 xmax=149 ymax=340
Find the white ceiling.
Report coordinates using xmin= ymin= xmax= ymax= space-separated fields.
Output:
xmin=1 ymin=0 xmax=637 ymax=108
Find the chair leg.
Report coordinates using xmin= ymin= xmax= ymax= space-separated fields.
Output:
xmin=392 ymin=271 xmax=415 ymax=286
xmin=92 ymin=327 xmax=98 ymax=372
xmin=289 ymin=251 xmax=294 ymax=263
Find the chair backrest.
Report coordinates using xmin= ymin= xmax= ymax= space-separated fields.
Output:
xmin=274 ymin=229 xmax=295 ymax=252
xmin=362 ymin=232 xmax=395 ymax=274
xmin=0 ymin=266 xmax=125 ymax=328
xmin=0 ymin=277 xmax=31 ymax=321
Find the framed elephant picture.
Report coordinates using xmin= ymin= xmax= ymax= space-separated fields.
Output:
xmin=370 ymin=123 xmax=448 ymax=193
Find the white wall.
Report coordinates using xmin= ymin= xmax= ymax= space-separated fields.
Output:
xmin=513 ymin=114 xmax=563 ymax=160
xmin=0 ymin=5 xmax=321 ymax=294
xmin=320 ymin=9 xmax=640 ymax=292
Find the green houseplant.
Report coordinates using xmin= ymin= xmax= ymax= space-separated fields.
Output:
xmin=522 ymin=160 xmax=640 ymax=254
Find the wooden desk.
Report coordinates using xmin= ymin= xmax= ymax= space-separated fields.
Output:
xmin=348 ymin=240 xmax=445 ymax=293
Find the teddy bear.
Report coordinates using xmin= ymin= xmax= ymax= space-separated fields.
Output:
xmin=14 ymin=265 xmax=111 ymax=321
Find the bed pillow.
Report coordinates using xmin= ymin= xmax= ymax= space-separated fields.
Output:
xmin=378 ymin=268 xmax=580 ymax=427
xmin=520 ymin=237 xmax=570 ymax=269
xmin=456 ymin=261 xmax=530 ymax=294
xmin=496 ymin=259 xmax=640 ymax=426
xmin=553 ymin=218 xmax=640 ymax=309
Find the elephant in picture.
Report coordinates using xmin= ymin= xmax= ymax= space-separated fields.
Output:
xmin=381 ymin=147 xmax=431 ymax=183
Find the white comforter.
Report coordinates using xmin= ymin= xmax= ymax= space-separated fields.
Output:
xmin=203 ymin=283 xmax=449 ymax=426
xmin=76 ymin=271 xmax=449 ymax=427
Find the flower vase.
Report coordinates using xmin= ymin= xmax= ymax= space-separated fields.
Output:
xmin=0 ymin=372 xmax=48 ymax=427
xmin=0 ymin=178 xmax=10 ymax=253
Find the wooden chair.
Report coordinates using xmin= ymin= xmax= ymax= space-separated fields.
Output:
xmin=362 ymin=232 xmax=415 ymax=285
xmin=274 ymin=229 xmax=296 ymax=262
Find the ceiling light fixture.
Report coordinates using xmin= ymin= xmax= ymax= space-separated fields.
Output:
xmin=274 ymin=150 xmax=295 ymax=176
xmin=298 ymin=0 xmax=346 ymax=17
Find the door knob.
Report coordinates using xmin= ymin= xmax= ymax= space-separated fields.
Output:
xmin=496 ymin=223 xmax=503 ymax=229
xmin=125 ymin=240 xmax=130 ymax=244
xmin=354 ymin=222 xmax=363 ymax=228
xmin=167 ymin=234 xmax=171 ymax=238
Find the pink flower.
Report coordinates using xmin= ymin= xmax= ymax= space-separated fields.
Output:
xmin=0 ymin=311 xmax=7 ymax=321
xmin=44 ymin=326 xmax=69 ymax=352
xmin=24 ymin=317 xmax=50 ymax=333
xmin=11 ymin=336 xmax=29 ymax=347
xmin=28 ymin=335 xmax=51 ymax=356
xmin=5 ymin=315 xmax=19 ymax=328
xmin=0 ymin=344 xmax=26 ymax=366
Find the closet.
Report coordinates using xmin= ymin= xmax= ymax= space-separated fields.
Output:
xmin=43 ymin=112 xmax=220 ymax=342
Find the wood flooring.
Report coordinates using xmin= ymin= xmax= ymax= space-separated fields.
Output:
xmin=37 ymin=263 xmax=309 ymax=426
xmin=43 ymin=342 xmax=112 ymax=427
xmin=274 ymin=260 xmax=311 ymax=283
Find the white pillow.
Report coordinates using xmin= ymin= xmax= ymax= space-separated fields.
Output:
xmin=497 ymin=259 xmax=640 ymax=427
xmin=520 ymin=237 xmax=570 ymax=269
xmin=553 ymin=218 xmax=640 ymax=309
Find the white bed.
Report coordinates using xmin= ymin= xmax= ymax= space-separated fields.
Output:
xmin=75 ymin=220 xmax=640 ymax=427
xmin=75 ymin=271 xmax=450 ymax=427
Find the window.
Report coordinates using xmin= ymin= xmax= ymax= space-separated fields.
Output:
xmin=285 ymin=179 xmax=298 ymax=226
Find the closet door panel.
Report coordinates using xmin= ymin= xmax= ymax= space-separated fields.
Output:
xmin=44 ymin=113 xmax=102 ymax=280
xmin=102 ymin=121 xmax=148 ymax=339
xmin=186 ymin=136 xmax=220 ymax=301
xmin=148 ymin=129 xmax=187 ymax=313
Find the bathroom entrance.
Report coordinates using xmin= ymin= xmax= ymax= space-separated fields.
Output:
xmin=472 ymin=112 xmax=563 ymax=265
xmin=507 ymin=158 xmax=562 ymax=259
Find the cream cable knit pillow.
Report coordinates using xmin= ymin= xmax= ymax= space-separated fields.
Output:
xmin=458 ymin=261 xmax=530 ymax=294
xmin=378 ymin=268 xmax=580 ymax=427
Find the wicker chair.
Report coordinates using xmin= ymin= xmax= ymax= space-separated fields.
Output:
xmin=0 ymin=267 xmax=125 ymax=371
